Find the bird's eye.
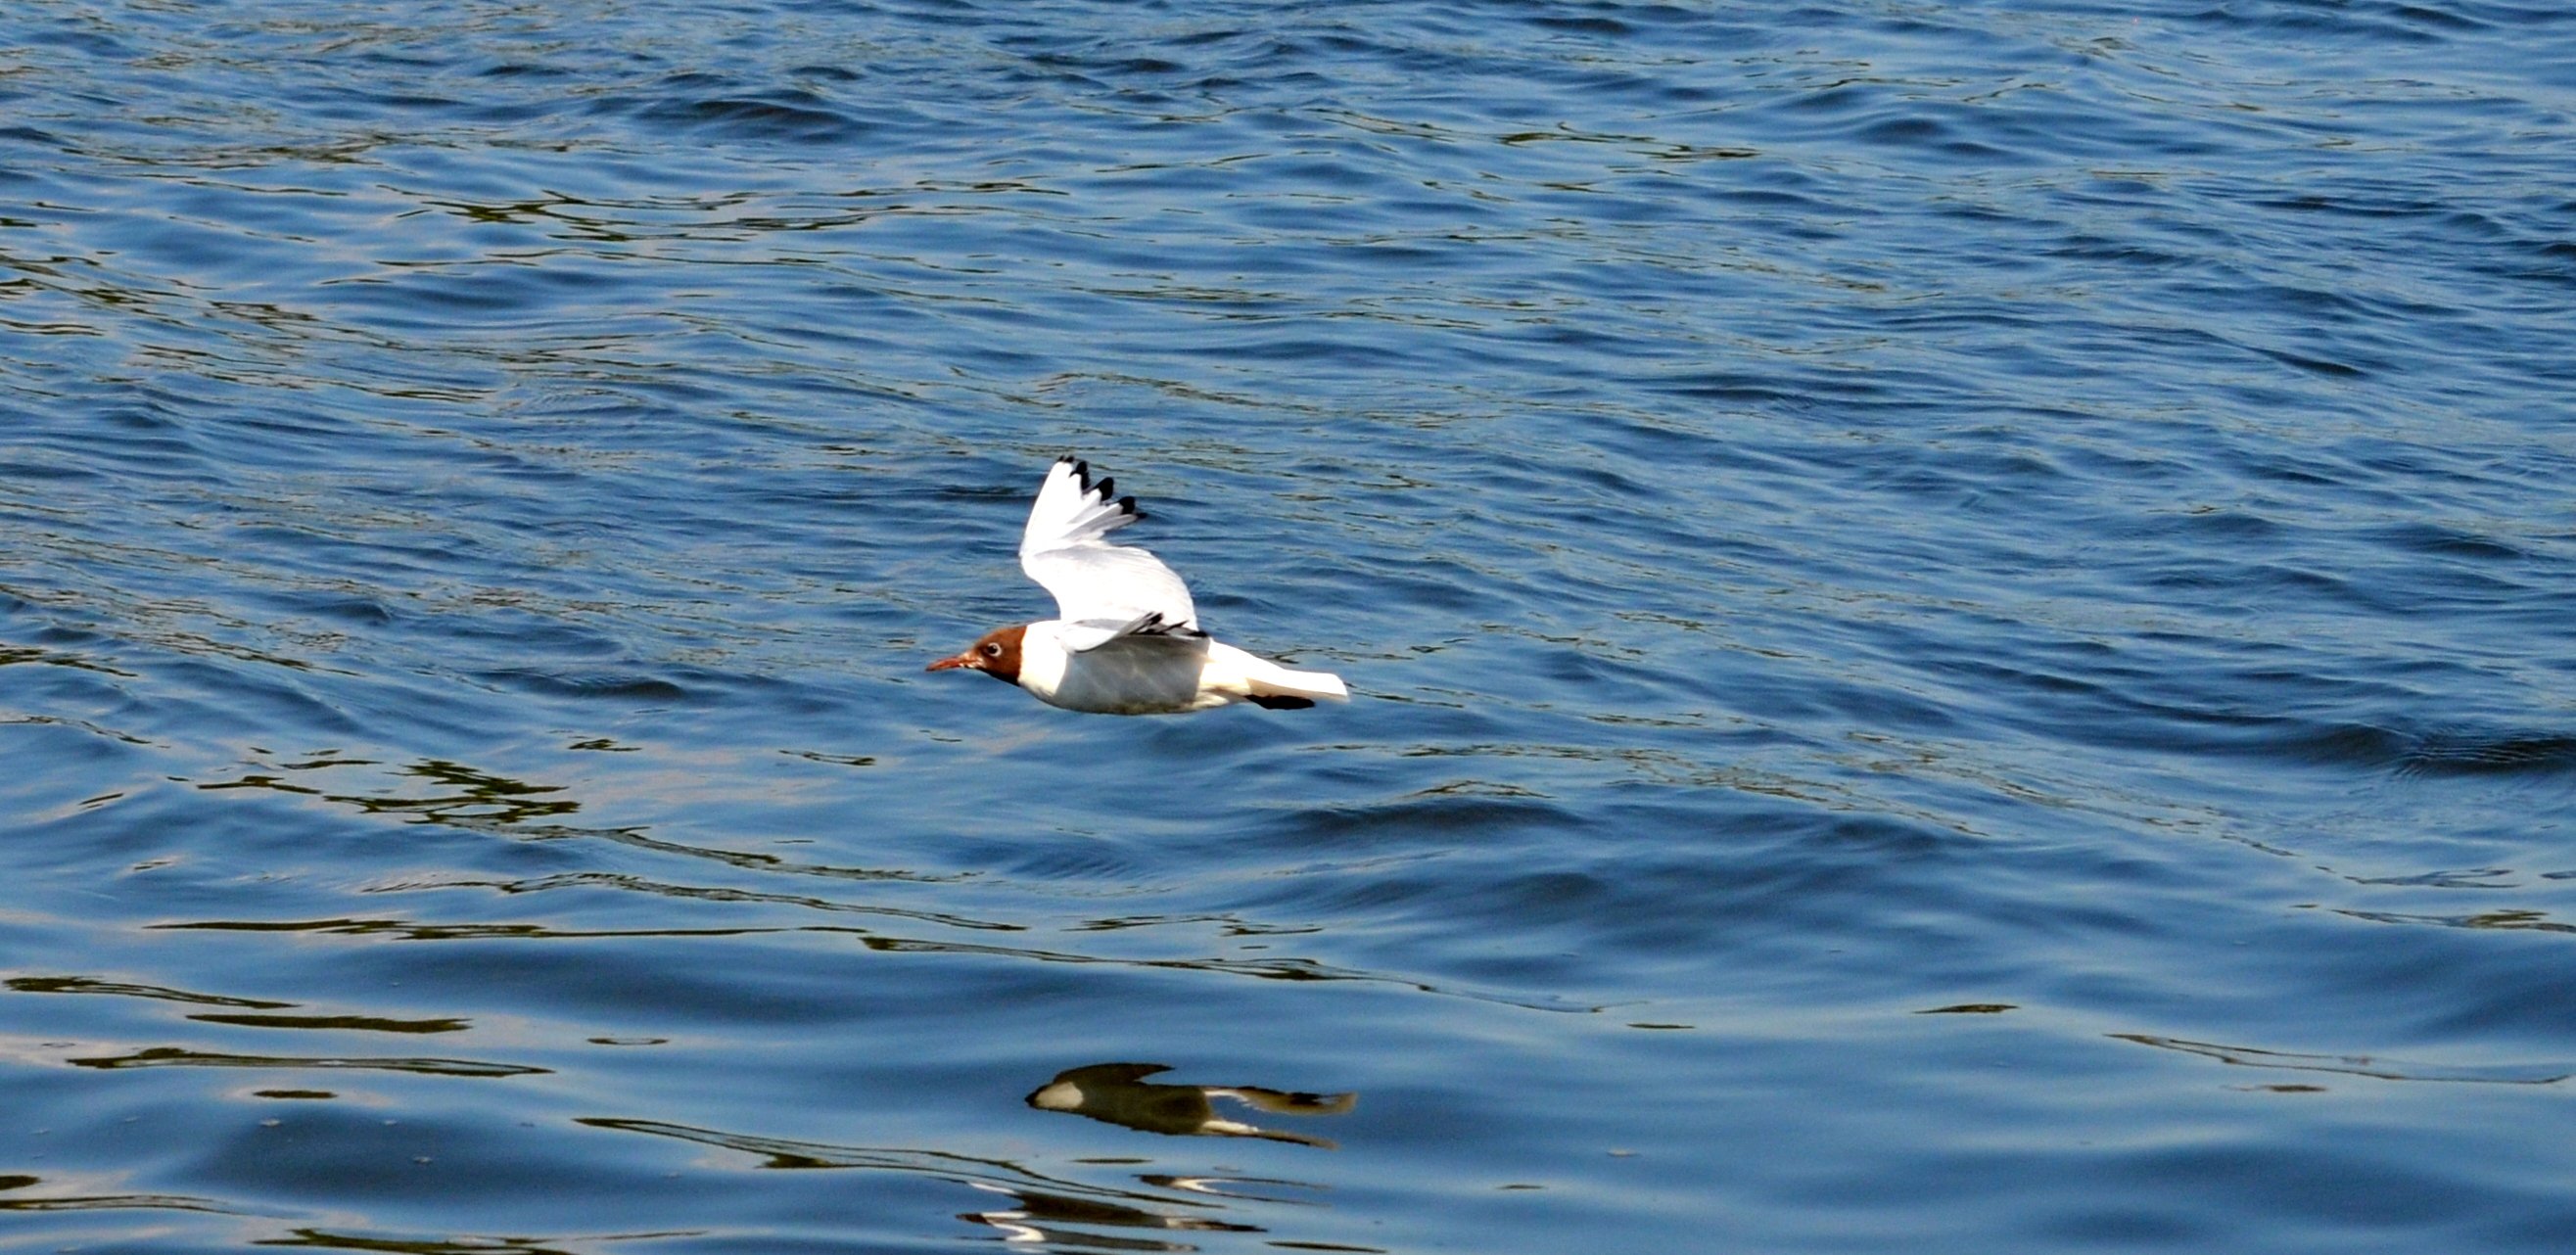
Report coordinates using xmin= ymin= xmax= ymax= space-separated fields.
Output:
xmin=981 ymin=642 xmax=1003 ymax=657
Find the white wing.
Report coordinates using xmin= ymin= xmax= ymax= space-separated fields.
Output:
xmin=1018 ymin=457 xmax=1199 ymax=637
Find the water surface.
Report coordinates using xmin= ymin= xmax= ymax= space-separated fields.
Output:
xmin=5 ymin=2 xmax=2575 ymax=1251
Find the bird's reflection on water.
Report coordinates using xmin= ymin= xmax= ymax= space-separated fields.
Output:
xmin=581 ymin=1111 xmax=1355 ymax=1251
xmin=957 ymin=1181 xmax=1259 ymax=1250
xmin=1027 ymin=1062 xmax=1356 ymax=1149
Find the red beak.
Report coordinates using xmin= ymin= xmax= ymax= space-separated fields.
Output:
xmin=925 ymin=653 xmax=977 ymax=673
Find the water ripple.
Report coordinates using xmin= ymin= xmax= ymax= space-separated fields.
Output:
xmin=4 ymin=0 xmax=2575 ymax=1250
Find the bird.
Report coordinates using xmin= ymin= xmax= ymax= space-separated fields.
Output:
xmin=925 ymin=456 xmax=1349 ymax=715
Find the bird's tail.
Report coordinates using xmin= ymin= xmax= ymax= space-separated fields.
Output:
xmin=1248 ymin=666 xmax=1349 ymax=706
xmin=1217 ymin=645 xmax=1349 ymax=710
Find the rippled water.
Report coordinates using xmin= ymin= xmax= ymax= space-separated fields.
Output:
xmin=6 ymin=1 xmax=2575 ymax=1250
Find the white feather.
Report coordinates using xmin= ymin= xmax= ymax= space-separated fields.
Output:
xmin=1017 ymin=457 xmax=1198 ymax=630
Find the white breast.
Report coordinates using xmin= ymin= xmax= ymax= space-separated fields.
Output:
xmin=1017 ymin=622 xmax=1220 ymax=715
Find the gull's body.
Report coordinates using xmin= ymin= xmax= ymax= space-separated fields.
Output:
xmin=927 ymin=457 xmax=1348 ymax=716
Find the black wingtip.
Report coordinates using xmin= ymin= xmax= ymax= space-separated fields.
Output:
xmin=1128 ymin=613 xmax=1201 ymax=638
xmin=1247 ymin=693 xmax=1316 ymax=710
xmin=1094 ymin=476 xmax=1114 ymax=501
xmin=1116 ymin=494 xmax=1140 ymax=518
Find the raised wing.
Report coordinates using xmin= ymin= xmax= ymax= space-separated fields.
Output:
xmin=1018 ymin=457 xmax=1199 ymax=632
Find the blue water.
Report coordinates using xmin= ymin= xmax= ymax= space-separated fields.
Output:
xmin=5 ymin=1 xmax=2575 ymax=1250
